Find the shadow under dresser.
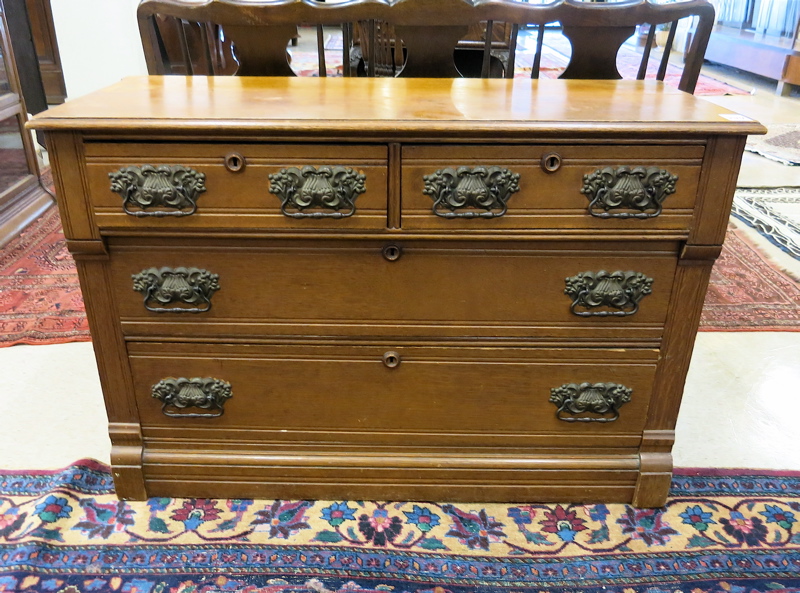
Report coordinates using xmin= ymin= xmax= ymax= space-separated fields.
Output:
xmin=29 ymin=76 xmax=765 ymax=507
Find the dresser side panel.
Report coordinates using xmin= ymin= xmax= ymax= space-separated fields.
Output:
xmin=689 ymin=135 xmax=748 ymax=245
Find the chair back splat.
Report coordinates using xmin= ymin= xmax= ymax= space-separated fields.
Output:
xmin=137 ymin=0 xmax=715 ymax=93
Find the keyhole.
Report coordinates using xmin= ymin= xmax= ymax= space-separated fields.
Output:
xmin=225 ymin=152 xmax=246 ymax=172
xmin=541 ymin=152 xmax=562 ymax=173
xmin=382 ymin=244 xmax=402 ymax=261
xmin=383 ymin=351 xmax=401 ymax=368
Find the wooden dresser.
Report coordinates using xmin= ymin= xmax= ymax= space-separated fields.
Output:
xmin=30 ymin=76 xmax=764 ymax=507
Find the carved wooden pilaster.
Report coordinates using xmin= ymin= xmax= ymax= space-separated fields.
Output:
xmin=70 ymin=239 xmax=145 ymax=500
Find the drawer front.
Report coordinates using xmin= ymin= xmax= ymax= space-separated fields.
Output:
xmin=110 ymin=238 xmax=679 ymax=341
xmin=401 ymin=144 xmax=703 ymax=231
xmin=129 ymin=342 xmax=658 ymax=439
xmin=84 ymin=143 xmax=388 ymax=230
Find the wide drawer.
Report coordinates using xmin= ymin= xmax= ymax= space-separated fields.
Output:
xmin=110 ymin=238 xmax=679 ymax=342
xmin=129 ymin=342 xmax=659 ymax=440
xmin=84 ymin=142 xmax=388 ymax=230
xmin=401 ymin=144 xmax=703 ymax=232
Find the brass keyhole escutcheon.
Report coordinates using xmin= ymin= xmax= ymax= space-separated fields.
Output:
xmin=224 ymin=152 xmax=246 ymax=172
xmin=382 ymin=244 xmax=402 ymax=261
xmin=383 ymin=351 xmax=401 ymax=368
xmin=541 ymin=152 xmax=562 ymax=173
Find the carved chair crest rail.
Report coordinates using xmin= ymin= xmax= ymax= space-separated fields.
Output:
xmin=137 ymin=0 xmax=715 ymax=93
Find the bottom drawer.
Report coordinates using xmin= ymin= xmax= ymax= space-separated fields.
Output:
xmin=129 ymin=342 xmax=658 ymax=443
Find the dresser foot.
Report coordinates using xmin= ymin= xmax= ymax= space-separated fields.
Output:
xmin=632 ymin=451 xmax=673 ymax=508
xmin=110 ymin=423 xmax=147 ymax=500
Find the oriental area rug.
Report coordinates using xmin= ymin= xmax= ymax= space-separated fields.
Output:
xmin=745 ymin=125 xmax=800 ymax=166
xmin=731 ymin=187 xmax=800 ymax=261
xmin=0 ymin=206 xmax=90 ymax=347
xmin=0 ymin=460 xmax=799 ymax=593
xmin=699 ymin=225 xmax=800 ymax=331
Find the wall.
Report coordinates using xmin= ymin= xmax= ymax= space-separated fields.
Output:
xmin=49 ymin=0 xmax=147 ymax=100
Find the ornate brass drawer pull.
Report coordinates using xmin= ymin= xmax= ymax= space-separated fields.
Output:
xmin=550 ymin=382 xmax=632 ymax=422
xmin=565 ymin=270 xmax=653 ymax=317
xmin=109 ymin=165 xmax=206 ymax=217
xmin=268 ymin=165 xmax=366 ymax=218
xmin=581 ymin=166 xmax=677 ymax=219
xmin=423 ymin=166 xmax=520 ymax=218
xmin=151 ymin=377 xmax=232 ymax=418
xmin=132 ymin=267 xmax=220 ymax=313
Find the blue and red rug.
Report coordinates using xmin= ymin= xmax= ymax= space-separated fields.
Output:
xmin=1 ymin=460 xmax=799 ymax=592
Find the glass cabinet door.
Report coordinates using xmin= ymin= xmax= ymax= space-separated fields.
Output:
xmin=0 ymin=0 xmax=50 ymax=246
xmin=0 ymin=111 xmax=30 ymax=195
xmin=0 ymin=23 xmax=10 ymax=96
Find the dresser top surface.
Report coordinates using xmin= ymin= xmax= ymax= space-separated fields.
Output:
xmin=30 ymin=76 xmax=765 ymax=136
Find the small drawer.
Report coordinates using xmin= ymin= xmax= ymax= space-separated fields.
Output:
xmin=401 ymin=144 xmax=703 ymax=232
xmin=84 ymin=142 xmax=388 ymax=230
xmin=128 ymin=342 xmax=659 ymax=442
xmin=109 ymin=237 xmax=679 ymax=342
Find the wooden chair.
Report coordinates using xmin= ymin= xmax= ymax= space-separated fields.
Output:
xmin=137 ymin=0 xmax=715 ymax=93
xmin=143 ymin=15 xmax=237 ymax=75
xmin=488 ymin=0 xmax=716 ymax=94
xmin=137 ymin=0 xmax=504 ymax=78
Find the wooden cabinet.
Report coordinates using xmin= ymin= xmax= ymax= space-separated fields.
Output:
xmin=25 ymin=0 xmax=66 ymax=104
xmin=707 ymin=0 xmax=800 ymax=95
xmin=0 ymin=0 xmax=50 ymax=247
xmin=30 ymin=76 xmax=765 ymax=507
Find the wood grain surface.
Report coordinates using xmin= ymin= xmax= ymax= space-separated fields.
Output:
xmin=30 ymin=77 xmax=766 ymax=136
xmin=36 ymin=77 xmax=763 ymax=506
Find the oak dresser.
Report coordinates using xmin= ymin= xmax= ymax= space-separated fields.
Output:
xmin=31 ymin=76 xmax=765 ymax=507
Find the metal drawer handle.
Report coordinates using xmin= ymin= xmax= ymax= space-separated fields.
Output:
xmin=382 ymin=351 xmax=401 ymax=368
xmin=152 ymin=377 xmax=232 ymax=418
xmin=132 ymin=267 xmax=220 ymax=313
xmin=268 ymin=165 xmax=366 ymax=218
xmin=581 ymin=166 xmax=678 ymax=219
xmin=109 ymin=165 xmax=206 ymax=217
xmin=550 ymin=382 xmax=632 ymax=422
xmin=565 ymin=270 xmax=653 ymax=317
xmin=423 ymin=166 xmax=520 ymax=218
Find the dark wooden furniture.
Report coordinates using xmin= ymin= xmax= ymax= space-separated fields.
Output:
xmin=0 ymin=0 xmax=51 ymax=246
xmin=137 ymin=0 xmax=715 ymax=93
xmin=31 ymin=76 xmax=764 ymax=507
xmin=25 ymin=0 xmax=67 ymax=104
xmin=4 ymin=0 xmax=47 ymax=116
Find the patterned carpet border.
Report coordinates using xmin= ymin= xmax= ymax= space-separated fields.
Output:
xmin=1 ymin=460 xmax=799 ymax=593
